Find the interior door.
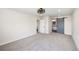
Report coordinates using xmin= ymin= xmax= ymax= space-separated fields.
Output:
xmin=57 ymin=18 xmax=64 ymax=34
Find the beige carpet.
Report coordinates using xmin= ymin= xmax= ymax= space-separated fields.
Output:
xmin=0 ymin=32 xmax=77 ymax=51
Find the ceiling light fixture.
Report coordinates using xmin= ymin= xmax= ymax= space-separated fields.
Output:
xmin=37 ymin=8 xmax=45 ymax=16
xmin=57 ymin=8 xmax=61 ymax=18
xmin=37 ymin=8 xmax=45 ymax=14
xmin=37 ymin=8 xmax=45 ymax=20
xmin=58 ymin=9 xmax=61 ymax=13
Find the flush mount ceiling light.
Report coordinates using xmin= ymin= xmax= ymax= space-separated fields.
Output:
xmin=57 ymin=8 xmax=61 ymax=18
xmin=58 ymin=9 xmax=61 ymax=13
xmin=37 ymin=8 xmax=45 ymax=15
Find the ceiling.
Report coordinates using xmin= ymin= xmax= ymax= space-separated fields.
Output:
xmin=11 ymin=8 xmax=74 ymax=17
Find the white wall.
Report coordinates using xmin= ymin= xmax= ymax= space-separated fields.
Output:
xmin=0 ymin=9 xmax=37 ymax=45
xmin=48 ymin=17 xmax=52 ymax=33
xmin=64 ymin=16 xmax=72 ymax=35
xmin=72 ymin=9 xmax=79 ymax=50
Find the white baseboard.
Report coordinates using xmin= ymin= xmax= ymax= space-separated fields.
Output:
xmin=0 ymin=33 xmax=37 ymax=46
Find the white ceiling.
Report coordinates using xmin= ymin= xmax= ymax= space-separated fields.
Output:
xmin=11 ymin=8 xmax=74 ymax=17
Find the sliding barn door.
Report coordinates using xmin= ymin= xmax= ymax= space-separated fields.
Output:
xmin=57 ymin=18 xmax=64 ymax=34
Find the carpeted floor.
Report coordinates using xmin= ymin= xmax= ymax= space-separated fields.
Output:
xmin=0 ymin=32 xmax=77 ymax=51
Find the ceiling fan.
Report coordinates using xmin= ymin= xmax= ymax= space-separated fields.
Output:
xmin=37 ymin=8 xmax=45 ymax=14
xmin=37 ymin=8 xmax=45 ymax=20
